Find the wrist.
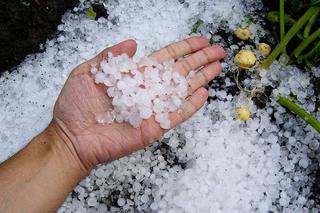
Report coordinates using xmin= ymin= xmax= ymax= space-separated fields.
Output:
xmin=46 ymin=121 xmax=89 ymax=178
xmin=0 ymin=122 xmax=90 ymax=213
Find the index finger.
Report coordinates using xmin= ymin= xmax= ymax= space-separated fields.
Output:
xmin=149 ymin=36 xmax=210 ymax=63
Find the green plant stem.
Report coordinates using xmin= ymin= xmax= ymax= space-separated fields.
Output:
xmin=280 ymin=0 xmax=286 ymax=54
xmin=297 ymin=40 xmax=320 ymax=61
xmin=261 ymin=7 xmax=320 ymax=69
xmin=310 ymin=0 xmax=320 ymax=7
xmin=303 ymin=11 xmax=319 ymax=38
xmin=292 ymin=27 xmax=320 ymax=58
xmin=278 ymin=96 xmax=320 ymax=133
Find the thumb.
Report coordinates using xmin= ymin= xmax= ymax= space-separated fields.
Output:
xmin=93 ymin=39 xmax=138 ymax=64
xmin=72 ymin=39 xmax=137 ymax=75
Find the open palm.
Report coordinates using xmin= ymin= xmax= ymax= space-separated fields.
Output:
xmin=52 ymin=37 xmax=225 ymax=170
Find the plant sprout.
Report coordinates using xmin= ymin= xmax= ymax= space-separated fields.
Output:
xmin=87 ymin=6 xmax=97 ymax=20
xmin=189 ymin=19 xmax=204 ymax=35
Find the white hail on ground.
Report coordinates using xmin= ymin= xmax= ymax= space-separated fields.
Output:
xmin=0 ymin=0 xmax=319 ymax=212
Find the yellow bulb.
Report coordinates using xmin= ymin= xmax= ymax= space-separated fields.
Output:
xmin=257 ymin=43 xmax=271 ymax=57
xmin=234 ymin=28 xmax=251 ymax=41
xmin=234 ymin=50 xmax=257 ymax=68
xmin=235 ymin=106 xmax=251 ymax=121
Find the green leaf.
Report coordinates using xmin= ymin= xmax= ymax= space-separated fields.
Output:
xmin=310 ymin=0 xmax=320 ymax=6
xmin=86 ymin=6 xmax=97 ymax=20
xmin=189 ymin=19 xmax=204 ymax=35
xmin=20 ymin=0 xmax=30 ymax=7
xmin=245 ymin=15 xmax=255 ymax=25
xmin=266 ymin=11 xmax=296 ymax=25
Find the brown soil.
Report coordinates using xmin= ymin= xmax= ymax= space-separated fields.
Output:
xmin=0 ymin=0 xmax=79 ymax=73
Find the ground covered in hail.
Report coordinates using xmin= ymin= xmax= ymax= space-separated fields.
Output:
xmin=0 ymin=0 xmax=320 ymax=212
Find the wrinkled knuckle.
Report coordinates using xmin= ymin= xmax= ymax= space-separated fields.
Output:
xmin=180 ymin=63 xmax=190 ymax=75
xmin=174 ymin=63 xmax=187 ymax=75
xmin=166 ymin=44 xmax=178 ymax=58
xmin=184 ymin=59 xmax=194 ymax=71
xmin=184 ymin=39 xmax=195 ymax=52
xmin=190 ymin=101 xmax=198 ymax=112
xmin=202 ymin=48 xmax=212 ymax=63
xmin=200 ymin=70 xmax=211 ymax=82
xmin=188 ymin=83 xmax=196 ymax=94
xmin=180 ymin=106 xmax=193 ymax=122
xmin=177 ymin=110 xmax=187 ymax=123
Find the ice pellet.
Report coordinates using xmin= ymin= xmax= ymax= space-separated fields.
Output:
xmin=92 ymin=54 xmax=189 ymax=129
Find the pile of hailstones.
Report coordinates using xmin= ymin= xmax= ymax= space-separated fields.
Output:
xmin=91 ymin=53 xmax=189 ymax=129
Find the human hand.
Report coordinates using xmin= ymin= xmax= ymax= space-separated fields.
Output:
xmin=51 ymin=37 xmax=225 ymax=170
